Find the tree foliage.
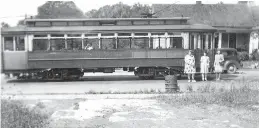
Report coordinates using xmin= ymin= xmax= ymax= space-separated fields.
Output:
xmin=1 ymin=22 xmax=10 ymax=28
xmin=36 ymin=1 xmax=84 ymax=19
xmin=85 ymin=2 xmax=151 ymax=18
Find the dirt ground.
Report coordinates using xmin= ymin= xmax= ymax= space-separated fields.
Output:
xmin=20 ymin=99 xmax=259 ymax=128
xmin=2 ymin=69 xmax=259 ymax=128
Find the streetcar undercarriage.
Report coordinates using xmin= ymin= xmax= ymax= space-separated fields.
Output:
xmin=3 ymin=66 xmax=183 ymax=80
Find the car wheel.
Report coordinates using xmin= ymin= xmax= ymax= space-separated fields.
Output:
xmin=227 ymin=63 xmax=237 ymax=74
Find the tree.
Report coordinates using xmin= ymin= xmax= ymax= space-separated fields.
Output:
xmin=130 ymin=3 xmax=151 ymax=18
xmin=1 ymin=22 xmax=10 ymax=28
xmin=85 ymin=2 xmax=151 ymax=18
xmin=17 ymin=20 xmax=25 ymax=26
xmin=36 ymin=1 xmax=84 ymax=19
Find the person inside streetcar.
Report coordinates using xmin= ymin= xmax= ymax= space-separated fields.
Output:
xmin=84 ymin=43 xmax=93 ymax=50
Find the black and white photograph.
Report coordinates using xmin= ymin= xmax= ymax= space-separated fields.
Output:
xmin=1 ymin=0 xmax=259 ymax=127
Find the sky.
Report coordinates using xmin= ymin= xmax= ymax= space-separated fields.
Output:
xmin=0 ymin=0 xmax=258 ymax=26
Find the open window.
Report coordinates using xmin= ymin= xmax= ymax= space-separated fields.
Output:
xmin=83 ymin=38 xmax=99 ymax=50
xmin=118 ymin=33 xmax=132 ymax=49
xmin=15 ymin=36 xmax=25 ymax=51
xmin=4 ymin=36 xmax=25 ymax=51
xmin=50 ymin=39 xmax=65 ymax=51
xmin=150 ymin=33 xmax=167 ymax=49
xmin=67 ymin=38 xmax=82 ymax=50
xmin=101 ymin=38 xmax=116 ymax=50
xmin=33 ymin=39 xmax=49 ymax=51
xmin=118 ymin=38 xmax=131 ymax=49
xmin=169 ymin=37 xmax=183 ymax=48
xmin=132 ymin=38 xmax=149 ymax=49
xmin=4 ymin=37 xmax=14 ymax=51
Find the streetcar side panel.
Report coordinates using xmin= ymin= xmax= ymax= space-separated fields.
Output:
xmin=2 ymin=52 xmax=28 ymax=70
xmin=27 ymin=49 xmax=188 ymax=69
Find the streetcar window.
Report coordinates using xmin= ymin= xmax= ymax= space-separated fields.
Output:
xmin=101 ymin=33 xmax=114 ymax=37
xmin=51 ymin=34 xmax=64 ymax=37
xmin=85 ymin=33 xmax=98 ymax=37
xmin=50 ymin=39 xmax=65 ymax=51
xmin=118 ymin=33 xmax=131 ymax=36
xmin=168 ymin=32 xmax=182 ymax=35
xmin=67 ymin=38 xmax=82 ymax=50
xmin=68 ymin=21 xmax=83 ymax=26
xmin=33 ymin=39 xmax=49 ymax=51
xmin=150 ymin=21 xmax=164 ymax=25
xmin=151 ymin=33 xmax=165 ymax=36
xmin=132 ymin=38 xmax=149 ymax=49
xmin=15 ymin=37 xmax=25 ymax=51
xmin=101 ymin=38 xmax=116 ymax=50
xmin=4 ymin=37 xmax=14 ymax=51
xmin=117 ymin=21 xmax=132 ymax=25
xmin=151 ymin=37 xmax=167 ymax=49
xmin=169 ymin=37 xmax=183 ymax=48
xmin=165 ymin=20 xmax=181 ymax=25
xmin=35 ymin=22 xmax=51 ymax=27
xmin=84 ymin=21 xmax=99 ymax=26
xmin=135 ymin=33 xmax=148 ymax=36
xmin=67 ymin=34 xmax=81 ymax=37
xmin=118 ymin=38 xmax=131 ymax=49
xmin=52 ymin=22 xmax=67 ymax=26
xmin=83 ymin=38 xmax=99 ymax=50
xmin=133 ymin=21 xmax=149 ymax=25
xmin=34 ymin=35 xmax=47 ymax=38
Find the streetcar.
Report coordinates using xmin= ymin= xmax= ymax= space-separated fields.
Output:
xmin=1 ymin=17 xmax=238 ymax=80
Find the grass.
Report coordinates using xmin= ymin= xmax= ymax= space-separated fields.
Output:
xmin=1 ymin=100 xmax=50 ymax=128
xmin=85 ymin=89 xmax=163 ymax=94
xmin=155 ymin=80 xmax=259 ymax=108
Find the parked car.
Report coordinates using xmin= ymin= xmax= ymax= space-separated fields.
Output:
xmin=219 ymin=48 xmax=242 ymax=74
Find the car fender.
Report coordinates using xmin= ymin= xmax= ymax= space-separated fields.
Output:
xmin=223 ymin=60 xmax=241 ymax=70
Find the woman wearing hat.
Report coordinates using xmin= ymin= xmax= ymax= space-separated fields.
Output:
xmin=184 ymin=50 xmax=196 ymax=82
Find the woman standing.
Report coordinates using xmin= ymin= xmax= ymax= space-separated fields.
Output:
xmin=214 ymin=50 xmax=224 ymax=80
xmin=184 ymin=50 xmax=196 ymax=82
xmin=200 ymin=52 xmax=210 ymax=81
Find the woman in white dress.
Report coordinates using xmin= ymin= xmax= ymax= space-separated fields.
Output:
xmin=184 ymin=50 xmax=196 ymax=82
xmin=214 ymin=50 xmax=224 ymax=80
xmin=200 ymin=52 xmax=210 ymax=81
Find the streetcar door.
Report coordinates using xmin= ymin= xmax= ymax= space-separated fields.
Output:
xmin=2 ymin=36 xmax=28 ymax=71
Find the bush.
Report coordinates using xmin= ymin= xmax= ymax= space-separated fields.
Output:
xmin=250 ymin=49 xmax=259 ymax=60
xmin=1 ymin=100 xmax=49 ymax=128
xmin=238 ymin=52 xmax=249 ymax=61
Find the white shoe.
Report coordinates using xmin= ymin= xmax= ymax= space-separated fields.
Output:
xmin=192 ymin=80 xmax=196 ymax=82
xmin=202 ymin=79 xmax=204 ymax=81
xmin=188 ymin=80 xmax=191 ymax=82
xmin=205 ymin=79 xmax=207 ymax=81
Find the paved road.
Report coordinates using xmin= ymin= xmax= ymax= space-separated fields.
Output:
xmin=1 ymin=69 xmax=258 ymax=95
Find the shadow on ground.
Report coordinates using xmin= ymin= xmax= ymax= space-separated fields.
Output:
xmin=4 ymin=73 xmax=239 ymax=83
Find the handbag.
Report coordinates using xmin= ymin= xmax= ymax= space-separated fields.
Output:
xmin=219 ymin=61 xmax=224 ymax=66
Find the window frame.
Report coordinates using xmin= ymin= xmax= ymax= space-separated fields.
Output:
xmin=3 ymin=36 xmax=26 ymax=52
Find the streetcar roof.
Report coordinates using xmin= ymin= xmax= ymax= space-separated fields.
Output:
xmin=1 ymin=24 xmax=217 ymax=34
xmin=24 ymin=17 xmax=190 ymax=22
